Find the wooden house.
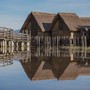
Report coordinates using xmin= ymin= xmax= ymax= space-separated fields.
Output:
xmin=50 ymin=13 xmax=90 ymax=46
xmin=50 ymin=13 xmax=79 ymax=36
xmin=49 ymin=13 xmax=80 ymax=46
xmin=20 ymin=12 xmax=55 ymax=36
xmin=78 ymin=17 xmax=90 ymax=46
xmin=20 ymin=12 xmax=90 ymax=47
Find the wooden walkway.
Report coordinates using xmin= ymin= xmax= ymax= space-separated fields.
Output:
xmin=0 ymin=27 xmax=31 ymax=53
xmin=0 ymin=51 xmax=31 ymax=67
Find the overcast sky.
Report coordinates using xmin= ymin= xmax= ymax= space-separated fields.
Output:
xmin=0 ymin=0 xmax=90 ymax=30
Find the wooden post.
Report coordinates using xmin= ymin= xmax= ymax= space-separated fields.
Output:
xmin=70 ymin=32 xmax=74 ymax=47
xmin=38 ymin=36 xmax=40 ymax=46
xmin=77 ymin=37 xmax=79 ymax=46
xmin=74 ymin=36 xmax=76 ymax=46
xmin=85 ymin=36 xmax=87 ymax=48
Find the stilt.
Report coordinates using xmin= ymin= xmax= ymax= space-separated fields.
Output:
xmin=27 ymin=41 xmax=30 ymax=51
xmin=21 ymin=42 xmax=24 ymax=51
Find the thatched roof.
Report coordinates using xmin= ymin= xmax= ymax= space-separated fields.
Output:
xmin=50 ymin=13 xmax=79 ymax=31
xmin=20 ymin=12 xmax=90 ymax=33
xmin=50 ymin=13 xmax=90 ymax=32
xmin=79 ymin=17 xmax=90 ymax=26
xmin=20 ymin=12 xmax=55 ymax=32
xmin=59 ymin=13 xmax=79 ymax=31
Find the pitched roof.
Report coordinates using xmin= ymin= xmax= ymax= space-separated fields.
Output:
xmin=59 ymin=13 xmax=79 ymax=31
xmin=50 ymin=13 xmax=79 ymax=31
xmin=20 ymin=12 xmax=55 ymax=32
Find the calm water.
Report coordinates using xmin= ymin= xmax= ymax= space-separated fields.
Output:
xmin=0 ymin=47 xmax=90 ymax=90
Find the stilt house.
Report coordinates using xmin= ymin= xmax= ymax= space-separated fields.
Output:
xmin=20 ymin=12 xmax=55 ymax=36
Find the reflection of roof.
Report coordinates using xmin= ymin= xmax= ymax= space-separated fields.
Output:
xmin=20 ymin=56 xmax=90 ymax=81
xmin=50 ymin=56 xmax=71 ymax=79
xmin=20 ymin=57 xmax=42 ymax=80
xmin=31 ymin=61 xmax=54 ymax=80
xmin=79 ymin=67 xmax=90 ymax=75
xmin=59 ymin=62 xmax=79 ymax=80
xmin=20 ymin=12 xmax=55 ymax=32
xmin=20 ymin=57 xmax=55 ymax=80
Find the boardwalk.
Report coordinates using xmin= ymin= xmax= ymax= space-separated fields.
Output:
xmin=0 ymin=27 xmax=31 ymax=53
xmin=0 ymin=50 xmax=31 ymax=67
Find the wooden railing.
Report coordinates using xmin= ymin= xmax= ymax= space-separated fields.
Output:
xmin=0 ymin=27 xmax=31 ymax=41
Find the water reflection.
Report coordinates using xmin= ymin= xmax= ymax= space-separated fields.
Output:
xmin=0 ymin=49 xmax=31 ymax=67
xmin=20 ymin=56 xmax=90 ymax=81
xmin=0 ymin=46 xmax=90 ymax=81
xmin=22 ymin=46 xmax=90 ymax=81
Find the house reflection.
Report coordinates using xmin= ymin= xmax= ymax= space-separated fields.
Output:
xmin=1 ymin=46 xmax=90 ymax=80
xmin=20 ymin=56 xmax=55 ymax=80
xmin=20 ymin=50 xmax=90 ymax=81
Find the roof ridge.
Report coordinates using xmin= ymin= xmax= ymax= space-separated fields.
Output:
xmin=80 ymin=17 xmax=90 ymax=19
xmin=58 ymin=12 xmax=77 ymax=15
xmin=31 ymin=12 xmax=55 ymax=16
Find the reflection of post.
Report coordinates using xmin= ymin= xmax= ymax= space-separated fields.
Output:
xmin=70 ymin=52 xmax=74 ymax=61
xmin=4 ymin=39 xmax=7 ymax=53
xmin=81 ymin=48 xmax=84 ymax=60
xmin=11 ymin=40 xmax=14 ymax=52
xmin=8 ymin=40 xmax=14 ymax=53
xmin=16 ymin=42 xmax=18 ymax=51
xmin=3 ymin=39 xmax=7 ymax=53
xmin=21 ymin=42 xmax=24 ymax=51
xmin=1 ymin=41 xmax=3 ymax=53
xmin=57 ymin=36 xmax=58 ymax=57
xmin=27 ymin=41 xmax=30 ymax=51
